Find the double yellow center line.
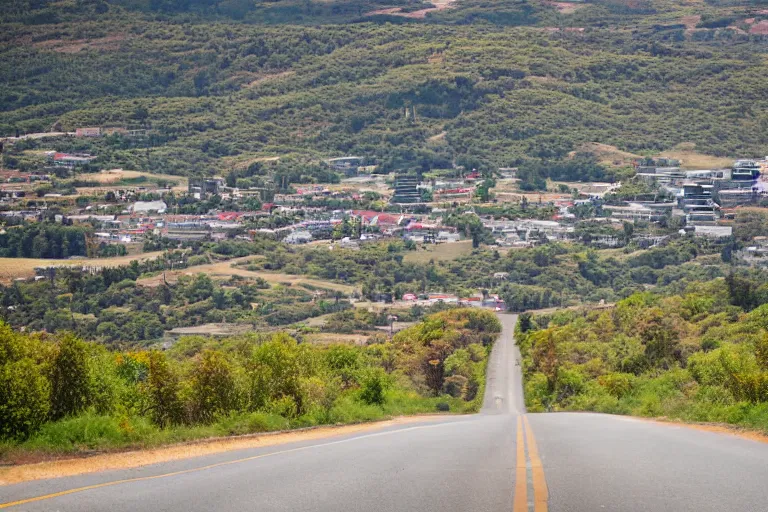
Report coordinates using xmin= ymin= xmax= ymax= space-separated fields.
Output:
xmin=514 ymin=415 xmax=549 ymax=512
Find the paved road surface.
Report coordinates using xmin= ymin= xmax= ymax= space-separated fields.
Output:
xmin=3 ymin=314 xmax=768 ymax=511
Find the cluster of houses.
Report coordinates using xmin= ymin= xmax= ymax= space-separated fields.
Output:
xmin=5 ymin=135 xmax=768 ymax=261
xmin=282 ymin=209 xmax=460 ymax=245
xmin=633 ymin=158 xmax=768 ymax=239
xmin=370 ymin=291 xmax=506 ymax=311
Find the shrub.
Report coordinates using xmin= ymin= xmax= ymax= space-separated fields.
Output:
xmin=359 ymin=369 xmax=389 ymax=406
xmin=190 ymin=350 xmax=243 ymax=423
xmin=597 ymin=372 xmax=635 ymax=399
xmin=50 ymin=334 xmax=92 ymax=420
xmin=146 ymin=351 xmax=184 ymax=427
xmin=442 ymin=375 xmax=468 ymax=398
xmin=0 ymin=359 xmax=51 ymax=440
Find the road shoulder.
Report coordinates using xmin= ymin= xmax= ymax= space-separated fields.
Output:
xmin=0 ymin=415 xmax=446 ymax=486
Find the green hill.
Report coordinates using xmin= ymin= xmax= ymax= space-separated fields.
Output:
xmin=3 ymin=0 xmax=768 ymax=177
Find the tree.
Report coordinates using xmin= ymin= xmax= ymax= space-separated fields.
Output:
xmin=132 ymin=105 xmax=149 ymax=122
xmin=359 ymin=368 xmax=388 ymax=405
xmin=0 ymin=323 xmax=52 ymax=440
xmin=638 ymin=308 xmax=681 ymax=367
xmin=146 ymin=351 xmax=184 ymax=427
xmin=191 ymin=349 xmax=241 ymax=422
xmin=0 ymin=359 xmax=51 ymax=440
xmin=50 ymin=334 xmax=92 ymax=420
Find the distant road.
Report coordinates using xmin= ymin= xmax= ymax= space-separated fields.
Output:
xmin=1 ymin=132 xmax=74 ymax=142
xmin=3 ymin=314 xmax=768 ymax=511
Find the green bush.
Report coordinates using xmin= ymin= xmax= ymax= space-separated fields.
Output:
xmin=50 ymin=335 xmax=92 ymax=420
xmin=0 ymin=359 xmax=51 ymax=440
xmin=359 ymin=369 xmax=389 ymax=406
xmin=190 ymin=350 xmax=243 ymax=423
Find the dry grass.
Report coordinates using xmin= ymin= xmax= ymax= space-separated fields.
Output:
xmin=245 ymin=71 xmax=295 ymax=88
xmin=364 ymin=0 xmax=456 ymax=18
xmin=577 ymin=141 xmax=736 ymax=170
xmin=427 ymin=131 xmax=447 ymax=142
xmin=85 ymin=169 xmax=188 ymax=192
xmin=0 ymin=252 xmax=165 ymax=283
xmin=304 ymin=332 xmax=372 ymax=345
xmin=659 ymin=143 xmax=734 ymax=170
xmin=137 ymin=258 xmax=356 ymax=294
xmin=543 ymin=1 xmax=588 ymax=14
xmin=577 ymin=142 xmax=642 ymax=168
xmin=32 ymin=34 xmax=128 ymax=53
xmin=165 ymin=323 xmax=254 ymax=337
xmin=403 ymin=241 xmax=473 ymax=264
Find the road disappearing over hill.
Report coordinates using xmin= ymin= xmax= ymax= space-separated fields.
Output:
xmin=2 ymin=314 xmax=768 ymax=511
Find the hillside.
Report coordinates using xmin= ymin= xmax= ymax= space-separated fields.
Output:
xmin=3 ymin=0 xmax=768 ymax=177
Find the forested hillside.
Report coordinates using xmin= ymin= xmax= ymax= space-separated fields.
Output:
xmin=4 ymin=0 xmax=768 ymax=176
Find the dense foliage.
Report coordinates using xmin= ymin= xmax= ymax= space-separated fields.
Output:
xmin=516 ymin=274 xmax=768 ymax=431
xmin=0 ymin=223 xmax=90 ymax=259
xmin=0 ymin=267 xmax=349 ymax=342
xmin=0 ymin=308 xmax=500 ymax=456
xmin=4 ymin=0 xmax=768 ymax=178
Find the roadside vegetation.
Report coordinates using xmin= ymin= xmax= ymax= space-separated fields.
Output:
xmin=516 ymin=271 xmax=768 ymax=432
xmin=0 ymin=308 xmax=500 ymax=460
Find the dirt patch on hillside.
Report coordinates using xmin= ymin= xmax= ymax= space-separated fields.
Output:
xmin=33 ymin=34 xmax=128 ymax=53
xmin=365 ymin=0 xmax=455 ymax=18
xmin=246 ymin=71 xmax=295 ymax=88
xmin=304 ymin=332 xmax=372 ymax=345
xmin=90 ymin=169 xmax=188 ymax=188
xmin=427 ymin=131 xmax=447 ymax=142
xmin=577 ymin=142 xmax=642 ymax=167
xmin=543 ymin=1 xmax=587 ymax=14
xmin=681 ymin=14 xmax=701 ymax=30
xmin=749 ymin=20 xmax=768 ymax=34
xmin=659 ymin=143 xmax=734 ymax=169
xmin=403 ymin=240 xmax=473 ymax=264
xmin=0 ymin=416 xmax=448 ymax=484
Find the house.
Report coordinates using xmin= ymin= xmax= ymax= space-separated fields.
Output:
xmin=499 ymin=167 xmax=518 ymax=179
xmin=351 ymin=210 xmax=402 ymax=228
xmin=76 ymin=127 xmax=101 ymax=137
xmin=692 ymin=225 xmax=732 ymax=239
xmin=339 ymin=237 xmax=360 ymax=250
xmin=607 ymin=203 xmax=667 ymax=222
xmin=437 ymin=231 xmax=461 ymax=242
xmin=327 ymin=157 xmax=364 ymax=175
xmin=427 ymin=293 xmax=458 ymax=304
xmin=391 ymin=174 xmax=421 ymax=204
xmin=284 ymin=230 xmax=313 ymax=244
xmin=189 ymin=177 xmax=225 ymax=199
xmin=130 ymin=201 xmax=167 ymax=214
xmin=50 ymin=152 xmax=96 ymax=169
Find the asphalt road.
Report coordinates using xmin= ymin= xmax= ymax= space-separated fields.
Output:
xmin=3 ymin=313 xmax=768 ymax=511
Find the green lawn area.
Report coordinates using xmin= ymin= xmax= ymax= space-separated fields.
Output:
xmin=404 ymin=241 xmax=473 ymax=264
